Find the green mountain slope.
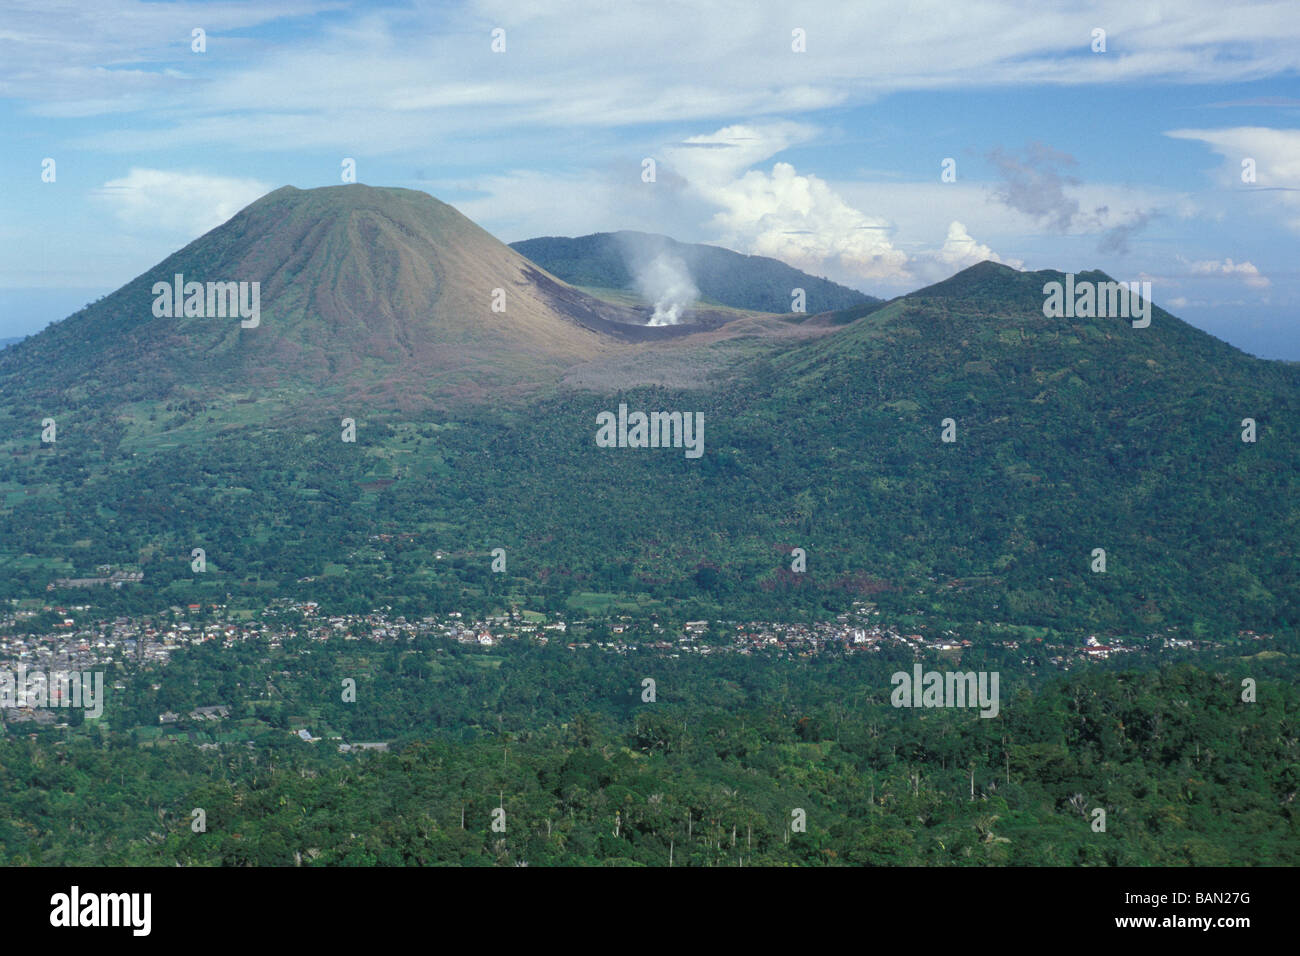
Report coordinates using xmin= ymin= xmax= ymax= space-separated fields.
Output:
xmin=374 ymin=259 xmax=1294 ymax=633
xmin=1 ymin=248 xmax=1292 ymax=637
xmin=727 ymin=261 xmax=1299 ymax=629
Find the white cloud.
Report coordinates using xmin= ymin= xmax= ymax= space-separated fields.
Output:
xmin=1166 ymin=126 xmax=1300 ymax=231
xmin=92 ymin=169 xmax=272 ymax=238
xmin=934 ymin=221 xmax=1023 ymax=270
xmin=1182 ymin=256 xmax=1271 ymax=288
xmin=7 ymin=1 xmax=1298 ymax=150
xmin=1 ymin=0 xmax=315 ymax=117
xmin=457 ymin=125 xmax=1031 ymax=290
xmin=657 ymin=124 xmax=1032 ymax=288
xmin=705 ymin=161 xmax=911 ymax=282
xmin=661 ymin=124 xmax=910 ymax=283
xmin=665 ymin=123 xmax=820 ymax=185
xmin=837 ymin=179 xmax=1195 ymax=265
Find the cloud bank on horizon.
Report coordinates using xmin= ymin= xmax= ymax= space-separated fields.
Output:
xmin=0 ymin=0 xmax=1297 ymax=357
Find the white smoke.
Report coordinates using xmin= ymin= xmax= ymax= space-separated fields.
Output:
xmin=634 ymin=251 xmax=698 ymax=326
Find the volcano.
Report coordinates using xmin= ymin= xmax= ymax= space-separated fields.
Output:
xmin=0 ymin=185 xmax=761 ymax=416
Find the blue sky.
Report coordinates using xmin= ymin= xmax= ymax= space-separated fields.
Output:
xmin=1 ymin=0 xmax=1298 ymax=357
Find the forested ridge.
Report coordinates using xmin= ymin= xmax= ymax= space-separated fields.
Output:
xmin=2 ymin=635 xmax=1296 ymax=866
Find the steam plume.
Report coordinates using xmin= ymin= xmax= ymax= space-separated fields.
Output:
xmin=634 ymin=251 xmax=698 ymax=326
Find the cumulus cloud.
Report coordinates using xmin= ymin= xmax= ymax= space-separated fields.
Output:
xmin=93 ymin=169 xmax=272 ymax=238
xmin=890 ymin=220 xmax=1023 ymax=285
xmin=1182 ymin=256 xmax=1271 ymax=288
xmin=647 ymin=123 xmax=1042 ymax=289
xmin=934 ymin=221 xmax=1023 ymax=270
xmin=664 ymin=124 xmax=910 ymax=283
xmin=709 ymin=162 xmax=910 ymax=281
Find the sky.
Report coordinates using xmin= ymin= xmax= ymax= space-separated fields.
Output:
xmin=1 ymin=0 xmax=1298 ymax=358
